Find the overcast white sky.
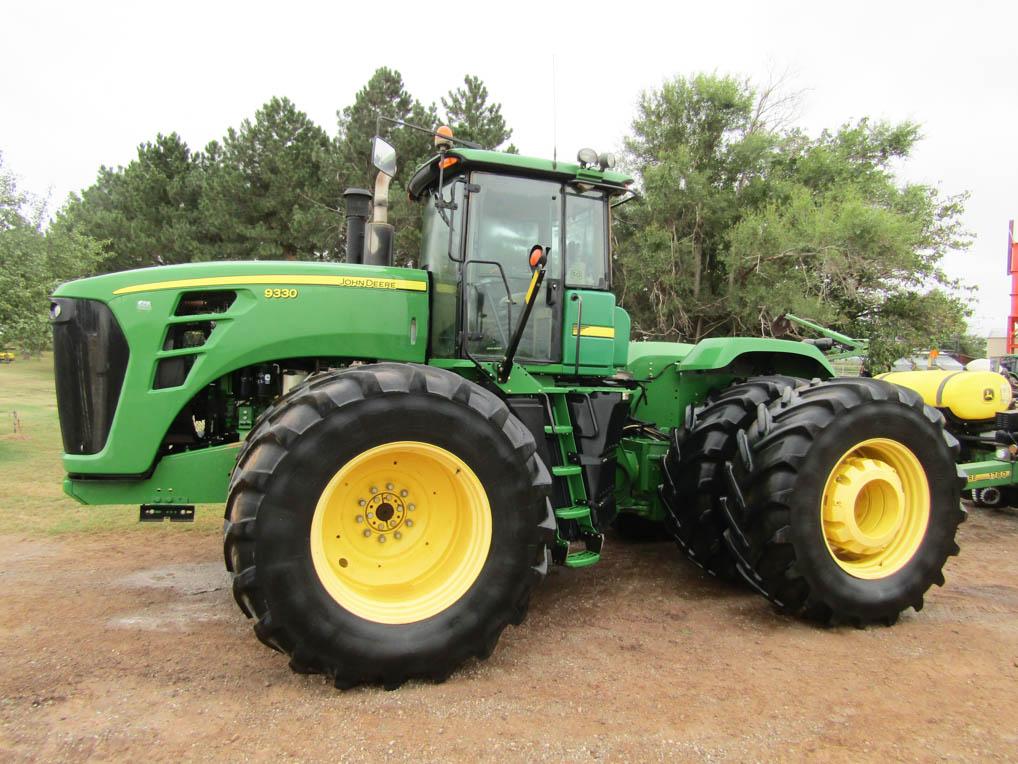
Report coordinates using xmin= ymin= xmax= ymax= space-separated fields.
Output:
xmin=3 ymin=0 xmax=1016 ymax=336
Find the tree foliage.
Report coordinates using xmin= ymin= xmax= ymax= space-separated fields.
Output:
xmin=442 ymin=75 xmax=515 ymax=151
xmin=336 ymin=68 xmax=444 ymax=267
xmin=203 ymin=96 xmax=343 ymax=260
xmin=8 ymin=70 xmax=975 ymax=364
xmin=55 ymin=133 xmax=208 ymax=270
xmin=337 ymin=67 xmax=437 ymax=187
xmin=55 ymin=69 xmax=514 ymax=272
xmin=616 ymin=74 xmax=971 ymax=369
xmin=0 ymin=154 xmax=105 ymax=353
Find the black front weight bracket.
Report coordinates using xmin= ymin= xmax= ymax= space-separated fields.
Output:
xmin=139 ymin=505 xmax=195 ymax=523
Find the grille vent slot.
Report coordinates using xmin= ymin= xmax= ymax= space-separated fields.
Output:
xmin=154 ymin=321 xmax=214 ymax=390
xmin=175 ymin=290 xmax=236 ymax=316
xmin=163 ymin=321 xmax=214 ymax=351
xmin=154 ymin=356 xmax=197 ymax=390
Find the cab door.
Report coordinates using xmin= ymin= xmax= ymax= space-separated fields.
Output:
xmin=559 ymin=190 xmax=617 ymax=372
xmin=461 ymin=173 xmax=562 ymax=362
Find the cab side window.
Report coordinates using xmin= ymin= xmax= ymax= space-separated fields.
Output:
xmin=564 ymin=192 xmax=608 ymax=289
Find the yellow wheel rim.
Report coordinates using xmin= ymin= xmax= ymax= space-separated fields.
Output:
xmin=310 ymin=441 xmax=492 ymax=624
xmin=820 ymin=438 xmax=930 ymax=580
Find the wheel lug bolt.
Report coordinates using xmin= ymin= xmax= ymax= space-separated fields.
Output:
xmin=406 ymin=519 xmax=414 ymax=528
xmin=370 ymin=486 xmax=378 ymax=494
xmin=386 ymin=483 xmax=394 ymax=491
xmin=408 ymin=504 xmax=415 ymax=511
xmin=378 ymin=535 xmax=386 ymax=544
xmin=367 ymin=512 xmax=374 ymax=519
xmin=363 ymin=529 xmax=371 ymax=538
xmin=400 ymin=489 xmax=408 ymax=497
xmin=358 ymin=499 xmax=366 ymax=507
xmin=355 ymin=515 xmax=364 ymax=523
xmin=394 ymin=531 xmax=402 ymax=540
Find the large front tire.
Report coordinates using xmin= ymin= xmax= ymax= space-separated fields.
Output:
xmin=722 ymin=377 xmax=965 ymax=625
xmin=224 ymin=363 xmax=552 ymax=688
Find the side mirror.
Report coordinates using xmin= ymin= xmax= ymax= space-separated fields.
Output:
xmin=371 ymin=136 xmax=397 ymax=177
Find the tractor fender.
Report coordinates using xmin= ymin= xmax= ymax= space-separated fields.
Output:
xmin=677 ymin=337 xmax=835 ymax=379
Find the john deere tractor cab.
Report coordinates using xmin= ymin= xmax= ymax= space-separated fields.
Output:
xmin=51 ymin=123 xmax=965 ymax=689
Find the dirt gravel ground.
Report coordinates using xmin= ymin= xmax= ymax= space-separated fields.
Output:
xmin=1 ymin=506 xmax=1017 ymax=763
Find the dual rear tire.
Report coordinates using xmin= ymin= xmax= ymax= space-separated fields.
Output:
xmin=661 ymin=376 xmax=965 ymax=625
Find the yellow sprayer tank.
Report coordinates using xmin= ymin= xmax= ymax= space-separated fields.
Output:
xmin=877 ymin=370 xmax=1013 ymax=421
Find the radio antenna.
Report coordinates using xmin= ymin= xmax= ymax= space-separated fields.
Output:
xmin=552 ymin=54 xmax=559 ymax=169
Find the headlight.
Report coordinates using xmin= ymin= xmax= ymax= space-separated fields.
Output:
xmin=576 ymin=148 xmax=598 ymax=167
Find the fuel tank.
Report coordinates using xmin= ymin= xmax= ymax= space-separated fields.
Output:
xmin=877 ymin=369 xmax=1012 ymax=422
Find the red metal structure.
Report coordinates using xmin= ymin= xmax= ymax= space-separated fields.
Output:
xmin=1008 ymin=220 xmax=1018 ymax=353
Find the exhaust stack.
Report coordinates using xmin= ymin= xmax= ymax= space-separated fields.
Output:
xmin=362 ymin=159 xmax=395 ymax=267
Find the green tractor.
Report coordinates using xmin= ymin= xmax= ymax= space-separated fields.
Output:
xmin=51 ymin=124 xmax=965 ymax=688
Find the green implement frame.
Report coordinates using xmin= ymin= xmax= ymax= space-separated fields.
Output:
xmin=962 ymin=459 xmax=1018 ymax=489
xmin=784 ymin=313 xmax=869 ymax=361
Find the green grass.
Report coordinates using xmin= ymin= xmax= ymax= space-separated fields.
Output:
xmin=0 ymin=356 xmax=221 ymax=536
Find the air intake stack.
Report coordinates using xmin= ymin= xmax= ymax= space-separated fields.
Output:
xmin=343 ymin=188 xmax=372 ymax=265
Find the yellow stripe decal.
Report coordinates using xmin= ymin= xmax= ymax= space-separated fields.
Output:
xmin=113 ymin=274 xmax=429 ymax=295
xmin=571 ymin=324 xmax=615 ymax=339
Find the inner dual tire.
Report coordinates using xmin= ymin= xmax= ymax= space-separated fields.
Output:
xmin=224 ymin=363 xmax=552 ymax=689
xmin=660 ymin=376 xmax=801 ymax=579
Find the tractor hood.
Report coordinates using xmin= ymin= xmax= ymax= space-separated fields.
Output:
xmin=51 ymin=260 xmax=431 ymax=477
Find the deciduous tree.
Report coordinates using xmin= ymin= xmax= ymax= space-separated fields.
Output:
xmin=615 ymin=74 xmax=971 ymax=370
xmin=0 ymin=154 xmax=105 ymax=353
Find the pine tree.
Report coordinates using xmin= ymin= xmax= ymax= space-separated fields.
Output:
xmin=203 ymin=96 xmax=343 ymax=260
xmin=337 ymin=68 xmax=437 ymax=187
xmin=442 ymin=75 xmax=514 ymax=151
xmin=56 ymin=133 xmax=209 ymax=269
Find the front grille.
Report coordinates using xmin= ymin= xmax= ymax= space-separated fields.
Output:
xmin=51 ymin=298 xmax=130 ymax=454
